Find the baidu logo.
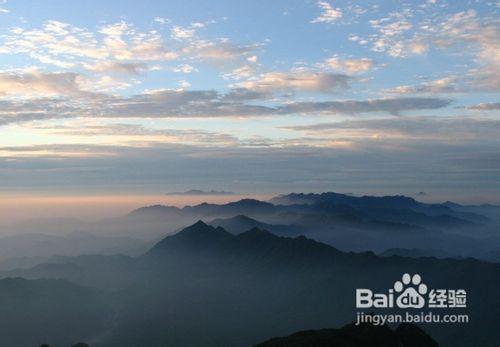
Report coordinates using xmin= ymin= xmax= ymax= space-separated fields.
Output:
xmin=394 ymin=273 xmax=427 ymax=309
xmin=356 ymin=273 xmax=466 ymax=309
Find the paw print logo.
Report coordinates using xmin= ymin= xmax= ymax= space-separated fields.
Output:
xmin=394 ymin=273 xmax=428 ymax=309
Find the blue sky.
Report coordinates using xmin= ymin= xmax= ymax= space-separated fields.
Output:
xmin=0 ymin=0 xmax=499 ymax=204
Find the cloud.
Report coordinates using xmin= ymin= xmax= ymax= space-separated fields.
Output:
xmin=367 ymin=9 xmax=414 ymax=57
xmin=361 ymin=8 xmax=500 ymax=93
xmin=281 ymin=116 xmax=500 ymax=141
xmin=171 ymin=25 xmax=196 ymax=41
xmin=0 ymin=69 xmax=96 ymax=98
xmin=222 ymin=65 xmax=254 ymax=80
xmin=465 ymin=102 xmax=500 ymax=110
xmin=311 ymin=1 xmax=342 ymax=24
xmin=235 ymin=71 xmax=351 ymax=94
xmin=409 ymin=40 xmax=428 ymax=54
xmin=38 ymin=123 xmax=238 ymax=147
xmin=99 ymin=21 xmax=130 ymax=37
xmin=185 ymin=40 xmax=261 ymax=62
xmin=389 ymin=76 xmax=460 ymax=94
xmin=85 ymin=61 xmax=148 ymax=74
xmin=422 ymin=10 xmax=500 ymax=92
xmin=326 ymin=57 xmax=374 ymax=73
xmin=221 ymin=88 xmax=269 ymax=102
xmin=0 ymin=89 xmax=452 ymax=126
xmin=0 ymin=20 xmax=177 ymax=69
xmin=154 ymin=17 xmax=170 ymax=25
xmin=2 ymin=131 xmax=499 ymax=198
xmin=279 ymin=97 xmax=451 ymax=115
xmin=173 ymin=64 xmax=197 ymax=74
xmin=101 ymin=89 xmax=277 ymax=118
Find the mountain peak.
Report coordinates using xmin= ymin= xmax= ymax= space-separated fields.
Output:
xmin=148 ymin=221 xmax=232 ymax=254
xmin=191 ymin=219 xmax=208 ymax=228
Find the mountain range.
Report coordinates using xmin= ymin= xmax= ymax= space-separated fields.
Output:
xmin=1 ymin=219 xmax=500 ymax=346
xmin=2 ymin=191 xmax=499 ymax=272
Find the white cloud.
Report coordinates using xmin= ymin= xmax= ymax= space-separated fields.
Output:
xmin=0 ymin=20 xmax=178 ymax=69
xmin=173 ymin=64 xmax=197 ymax=73
xmin=390 ymin=10 xmax=500 ymax=94
xmin=409 ymin=40 xmax=428 ymax=54
xmin=222 ymin=65 xmax=254 ymax=80
xmin=171 ymin=25 xmax=196 ymax=41
xmin=389 ymin=76 xmax=460 ymax=94
xmin=98 ymin=21 xmax=130 ymax=37
xmin=154 ymin=17 xmax=170 ymax=25
xmin=326 ymin=57 xmax=374 ymax=73
xmin=368 ymin=9 xmax=414 ymax=57
xmin=178 ymin=80 xmax=191 ymax=89
xmin=184 ymin=39 xmax=260 ymax=62
xmin=0 ymin=69 xmax=93 ymax=98
xmin=311 ymin=1 xmax=342 ymax=24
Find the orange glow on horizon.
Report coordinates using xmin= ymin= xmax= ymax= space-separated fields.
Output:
xmin=0 ymin=193 xmax=274 ymax=225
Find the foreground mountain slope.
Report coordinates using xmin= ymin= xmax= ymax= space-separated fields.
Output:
xmin=0 ymin=278 xmax=112 ymax=347
xmin=255 ymin=322 xmax=438 ymax=347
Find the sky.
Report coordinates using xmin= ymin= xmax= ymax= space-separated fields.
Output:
xmin=0 ymin=0 xmax=499 ymax=213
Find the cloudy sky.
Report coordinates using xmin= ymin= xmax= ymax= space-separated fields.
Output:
xmin=0 ymin=0 xmax=499 ymax=206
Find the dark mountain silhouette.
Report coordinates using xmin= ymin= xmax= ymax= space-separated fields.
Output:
xmin=149 ymin=220 xmax=233 ymax=254
xmin=146 ymin=221 xmax=346 ymax=266
xmin=255 ymin=322 xmax=438 ymax=347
